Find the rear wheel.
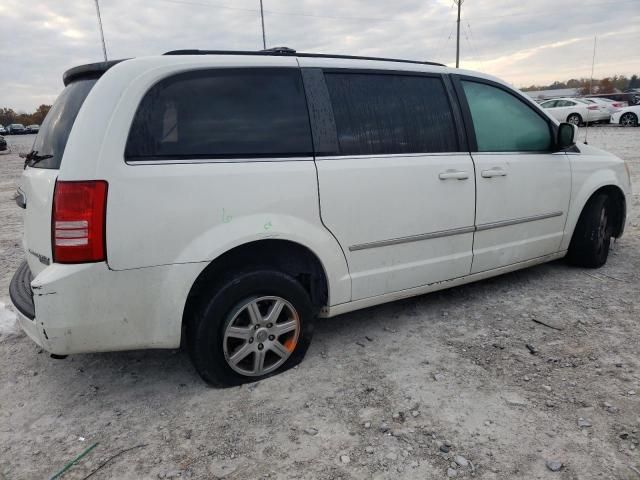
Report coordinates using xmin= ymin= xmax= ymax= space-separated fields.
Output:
xmin=567 ymin=113 xmax=582 ymax=126
xmin=567 ymin=194 xmax=613 ymax=268
xmin=620 ymin=112 xmax=638 ymax=127
xmin=188 ymin=269 xmax=315 ymax=387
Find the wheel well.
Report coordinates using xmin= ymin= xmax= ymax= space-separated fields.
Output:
xmin=585 ymin=185 xmax=626 ymax=237
xmin=182 ymin=240 xmax=329 ymax=333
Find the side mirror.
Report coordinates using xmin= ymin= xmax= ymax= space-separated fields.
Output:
xmin=557 ymin=122 xmax=578 ymax=150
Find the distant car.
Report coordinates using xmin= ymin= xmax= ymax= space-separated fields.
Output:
xmin=623 ymin=88 xmax=640 ymax=105
xmin=574 ymin=98 xmax=610 ymax=122
xmin=6 ymin=123 xmax=26 ymax=134
xmin=582 ymin=97 xmax=626 ymax=116
xmin=0 ymin=136 xmax=7 ymax=151
xmin=539 ymin=98 xmax=593 ymax=125
xmin=25 ymin=124 xmax=40 ymax=134
xmin=610 ymin=105 xmax=639 ymax=127
xmin=0 ymin=124 xmax=6 ymax=134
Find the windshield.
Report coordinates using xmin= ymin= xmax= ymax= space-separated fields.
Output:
xmin=29 ymin=79 xmax=96 ymax=169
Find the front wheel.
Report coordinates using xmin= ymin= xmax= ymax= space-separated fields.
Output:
xmin=620 ymin=112 xmax=638 ymax=127
xmin=567 ymin=113 xmax=582 ymax=126
xmin=567 ymin=194 xmax=613 ymax=268
xmin=188 ymin=270 xmax=315 ymax=387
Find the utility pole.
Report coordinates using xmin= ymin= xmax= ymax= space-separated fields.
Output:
xmin=454 ymin=0 xmax=464 ymax=68
xmin=94 ymin=0 xmax=108 ymax=61
xmin=585 ymin=35 xmax=597 ymax=144
xmin=259 ymin=0 xmax=266 ymax=49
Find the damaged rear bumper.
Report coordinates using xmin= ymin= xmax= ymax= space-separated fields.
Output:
xmin=8 ymin=258 xmax=205 ymax=355
xmin=9 ymin=260 xmax=46 ymax=348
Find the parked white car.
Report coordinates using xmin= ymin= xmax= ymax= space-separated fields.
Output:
xmin=586 ymin=97 xmax=628 ymax=115
xmin=579 ymin=97 xmax=619 ymax=120
xmin=10 ymin=50 xmax=632 ymax=386
xmin=610 ymin=104 xmax=639 ymax=127
xmin=540 ymin=97 xmax=607 ymax=124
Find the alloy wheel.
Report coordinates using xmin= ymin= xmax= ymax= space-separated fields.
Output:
xmin=620 ymin=113 xmax=637 ymax=127
xmin=223 ymin=296 xmax=300 ymax=376
xmin=596 ymin=207 xmax=610 ymax=255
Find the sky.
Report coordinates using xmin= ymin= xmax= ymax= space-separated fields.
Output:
xmin=0 ymin=0 xmax=639 ymax=112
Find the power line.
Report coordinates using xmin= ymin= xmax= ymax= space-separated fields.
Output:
xmin=153 ymin=0 xmax=389 ymax=22
xmin=150 ymin=0 xmax=637 ymax=25
xmin=432 ymin=21 xmax=456 ymax=64
xmin=463 ymin=0 xmax=638 ymax=21
xmin=464 ymin=19 xmax=483 ymax=67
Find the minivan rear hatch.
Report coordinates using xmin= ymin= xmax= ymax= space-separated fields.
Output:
xmin=20 ymin=61 xmax=123 ymax=276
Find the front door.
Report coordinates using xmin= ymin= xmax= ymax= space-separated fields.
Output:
xmin=456 ymin=78 xmax=571 ymax=273
xmin=305 ymin=68 xmax=476 ymax=300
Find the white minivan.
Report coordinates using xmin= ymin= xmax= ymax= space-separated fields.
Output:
xmin=10 ymin=49 xmax=632 ymax=386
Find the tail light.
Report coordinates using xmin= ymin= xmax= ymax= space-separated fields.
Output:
xmin=612 ymin=103 xmax=623 ymax=108
xmin=52 ymin=180 xmax=108 ymax=263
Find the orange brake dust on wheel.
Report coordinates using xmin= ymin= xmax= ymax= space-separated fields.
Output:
xmin=283 ymin=336 xmax=298 ymax=352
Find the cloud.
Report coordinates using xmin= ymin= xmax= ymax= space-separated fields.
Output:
xmin=0 ymin=0 xmax=638 ymax=111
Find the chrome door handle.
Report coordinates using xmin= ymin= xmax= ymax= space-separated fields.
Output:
xmin=439 ymin=170 xmax=469 ymax=180
xmin=481 ymin=167 xmax=507 ymax=178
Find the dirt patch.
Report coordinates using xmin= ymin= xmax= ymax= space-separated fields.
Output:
xmin=1 ymin=128 xmax=639 ymax=479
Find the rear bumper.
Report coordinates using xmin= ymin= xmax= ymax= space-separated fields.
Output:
xmin=9 ymin=261 xmax=45 ymax=348
xmin=8 ymin=258 xmax=205 ymax=355
xmin=9 ymin=260 xmax=35 ymax=319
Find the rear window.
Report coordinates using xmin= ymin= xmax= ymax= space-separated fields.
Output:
xmin=30 ymin=79 xmax=96 ymax=169
xmin=125 ymin=68 xmax=313 ymax=161
xmin=323 ymin=73 xmax=458 ymax=156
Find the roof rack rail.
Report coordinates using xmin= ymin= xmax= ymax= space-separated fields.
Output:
xmin=163 ymin=48 xmax=445 ymax=67
xmin=261 ymin=47 xmax=296 ymax=54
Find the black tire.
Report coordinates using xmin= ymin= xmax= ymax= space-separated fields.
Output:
xmin=620 ymin=112 xmax=638 ymax=127
xmin=567 ymin=194 xmax=613 ymax=268
xmin=567 ymin=113 xmax=582 ymax=126
xmin=188 ymin=269 xmax=315 ymax=387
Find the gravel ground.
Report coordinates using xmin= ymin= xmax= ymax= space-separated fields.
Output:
xmin=1 ymin=128 xmax=639 ymax=480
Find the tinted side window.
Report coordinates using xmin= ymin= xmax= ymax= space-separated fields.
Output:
xmin=462 ymin=81 xmax=552 ymax=152
xmin=125 ymin=69 xmax=312 ymax=160
xmin=324 ymin=73 xmax=458 ymax=155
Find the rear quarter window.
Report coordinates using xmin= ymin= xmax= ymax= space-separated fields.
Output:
xmin=125 ymin=68 xmax=313 ymax=161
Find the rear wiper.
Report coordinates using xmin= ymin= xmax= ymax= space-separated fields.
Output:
xmin=24 ymin=150 xmax=53 ymax=169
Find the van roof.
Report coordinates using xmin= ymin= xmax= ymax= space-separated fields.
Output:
xmin=62 ymin=48 xmax=445 ymax=85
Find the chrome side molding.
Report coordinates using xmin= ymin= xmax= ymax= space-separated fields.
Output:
xmin=349 ymin=211 xmax=563 ymax=252
xmin=475 ymin=211 xmax=563 ymax=231
xmin=349 ymin=226 xmax=475 ymax=252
